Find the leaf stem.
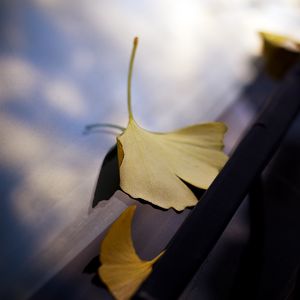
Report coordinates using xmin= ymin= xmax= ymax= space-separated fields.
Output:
xmin=84 ymin=123 xmax=125 ymax=134
xmin=127 ymin=37 xmax=138 ymax=120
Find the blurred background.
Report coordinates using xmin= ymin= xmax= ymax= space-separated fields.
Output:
xmin=0 ymin=0 xmax=300 ymax=299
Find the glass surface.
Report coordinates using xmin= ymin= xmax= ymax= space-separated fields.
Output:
xmin=0 ymin=1 xmax=299 ymax=299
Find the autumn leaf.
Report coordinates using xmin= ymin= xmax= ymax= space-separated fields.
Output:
xmin=260 ymin=31 xmax=300 ymax=79
xmin=117 ymin=37 xmax=228 ymax=211
xmin=99 ymin=205 xmax=163 ymax=300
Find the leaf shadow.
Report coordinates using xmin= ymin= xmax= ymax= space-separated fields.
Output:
xmin=82 ymin=255 xmax=107 ymax=289
xmin=91 ymin=144 xmax=120 ymax=209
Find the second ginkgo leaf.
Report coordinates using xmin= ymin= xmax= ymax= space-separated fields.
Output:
xmin=99 ymin=205 xmax=163 ymax=300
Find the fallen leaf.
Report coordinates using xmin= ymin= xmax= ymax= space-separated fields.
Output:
xmin=99 ymin=205 xmax=163 ymax=300
xmin=117 ymin=37 xmax=228 ymax=211
xmin=260 ymin=31 xmax=300 ymax=52
xmin=260 ymin=31 xmax=300 ymax=79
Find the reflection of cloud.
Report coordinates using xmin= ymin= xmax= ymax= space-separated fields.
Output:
xmin=12 ymin=165 xmax=80 ymax=224
xmin=30 ymin=0 xmax=300 ymax=132
xmin=32 ymin=0 xmax=61 ymax=9
xmin=0 ymin=103 xmax=121 ymax=299
xmin=43 ymin=79 xmax=87 ymax=118
xmin=70 ymin=48 xmax=95 ymax=72
xmin=0 ymin=114 xmax=98 ymax=229
xmin=0 ymin=117 xmax=46 ymax=169
xmin=0 ymin=112 xmax=105 ymax=298
xmin=0 ymin=57 xmax=39 ymax=100
xmin=0 ymin=56 xmax=89 ymax=120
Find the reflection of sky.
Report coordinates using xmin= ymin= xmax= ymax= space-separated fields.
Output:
xmin=0 ymin=0 xmax=300 ymax=299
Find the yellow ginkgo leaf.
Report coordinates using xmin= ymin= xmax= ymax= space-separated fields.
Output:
xmin=116 ymin=37 xmax=228 ymax=211
xmin=99 ymin=205 xmax=163 ymax=300
xmin=260 ymin=31 xmax=300 ymax=79
xmin=260 ymin=31 xmax=300 ymax=52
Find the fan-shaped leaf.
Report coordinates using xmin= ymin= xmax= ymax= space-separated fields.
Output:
xmin=99 ymin=205 xmax=163 ymax=300
xmin=117 ymin=38 xmax=228 ymax=210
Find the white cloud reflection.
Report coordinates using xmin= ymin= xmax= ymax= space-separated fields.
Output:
xmin=43 ymin=79 xmax=87 ymax=118
xmin=30 ymin=0 xmax=300 ymax=130
xmin=0 ymin=112 xmax=104 ymax=298
xmin=0 ymin=114 xmax=99 ymax=228
xmin=0 ymin=56 xmax=39 ymax=100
